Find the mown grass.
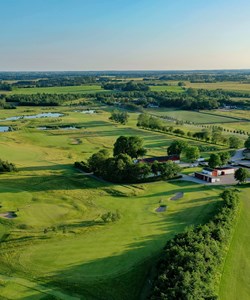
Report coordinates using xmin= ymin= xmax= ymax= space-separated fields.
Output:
xmin=219 ymin=186 xmax=250 ymax=300
xmin=1 ymin=103 xmax=247 ymax=299
xmin=0 ymin=105 xmax=226 ymax=299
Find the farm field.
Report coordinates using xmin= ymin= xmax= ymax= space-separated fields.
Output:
xmin=7 ymin=85 xmax=106 ymax=95
xmin=146 ymin=108 xmax=239 ymax=124
xmin=219 ymin=186 xmax=250 ymax=300
xmin=0 ymin=106 xmax=226 ymax=299
xmin=185 ymin=81 xmax=250 ymax=93
xmin=203 ymin=109 xmax=250 ymax=120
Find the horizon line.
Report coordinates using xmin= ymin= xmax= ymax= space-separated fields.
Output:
xmin=1 ymin=68 xmax=250 ymax=73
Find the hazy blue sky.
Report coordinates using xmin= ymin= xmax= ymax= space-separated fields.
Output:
xmin=1 ymin=0 xmax=250 ymax=71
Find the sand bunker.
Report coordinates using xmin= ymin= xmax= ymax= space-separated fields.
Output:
xmin=0 ymin=211 xmax=17 ymax=219
xmin=69 ymin=138 xmax=82 ymax=145
xmin=170 ymin=192 xmax=184 ymax=200
xmin=155 ymin=205 xmax=167 ymax=212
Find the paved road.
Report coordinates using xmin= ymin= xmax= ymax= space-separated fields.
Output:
xmin=231 ymin=148 xmax=245 ymax=162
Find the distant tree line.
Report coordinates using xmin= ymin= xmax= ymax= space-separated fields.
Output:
xmin=1 ymin=70 xmax=250 ymax=82
xmin=0 ymin=82 xmax=12 ymax=91
xmin=150 ymin=189 xmax=240 ymax=300
xmin=158 ymin=72 xmax=250 ymax=82
xmin=4 ymin=93 xmax=87 ymax=106
xmin=103 ymin=81 xmax=150 ymax=92
xmin=95 ymin=88 xmax=250 ymax=110
xmin=11 ymin=76 xmax=97 ymax=88
xmin=75 ymin=136 xmax=181 ymax=183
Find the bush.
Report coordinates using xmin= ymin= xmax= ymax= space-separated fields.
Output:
xmin=74 ymin=161 xmax=91 ymax=173
xmin=0 ymin=159 xmax=17 ymax=172
xmin=101 ymin=210 xmax=121 ymax=223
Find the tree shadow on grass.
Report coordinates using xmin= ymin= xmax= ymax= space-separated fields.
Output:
xmin=19 ymin=164 xmax=73 ymax=172
xmin=0 ymin=173 xmax=110 ymax=193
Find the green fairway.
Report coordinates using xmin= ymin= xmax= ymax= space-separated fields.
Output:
xmin=219 ymin=186 xmax=250 ymax=300
xmin=0 ymin=105 xmax=226 ymax=299
xmin=0 ymin=172 xmax=221 ymax=299
xmin=0 ymin=104 xmax=245 ymax=299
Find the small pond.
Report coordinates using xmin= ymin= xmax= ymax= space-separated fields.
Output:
xmin=0 ymin=126 xmax=10 ymax=132
xmin=37 ymin=126 xmax=79 ymax=131
xmin=0 ymin=112 xmax=64 ymax=122
xmin=75 ymin=110 xmax=95 ymax=114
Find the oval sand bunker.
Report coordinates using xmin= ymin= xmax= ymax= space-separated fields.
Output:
xmin=170 ymin=192 xmax=184 ymax=201
xmin=155 ymin=205 xmax=167 ymax=212
xmin=0 ymin=211 xmax=17 ymax=219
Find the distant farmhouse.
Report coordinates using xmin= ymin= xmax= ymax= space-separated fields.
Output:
xmin=136 ymin=154 xmax=180 ymax=164
xmin=195 ymin=167 xmax=235 ymax=183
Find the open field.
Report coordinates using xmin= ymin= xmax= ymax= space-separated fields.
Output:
xmin=185 ymin=81 xmax=250 ymax=93
xmin=0 ymin=105 xmax=228 ymax=299
xmin=7 ymin=85 xmax=106 ymax=95
xmin=203 ymin=109 xmax=250 ymax=121
xmin=219 ymin=186 xmax=250 ymax=300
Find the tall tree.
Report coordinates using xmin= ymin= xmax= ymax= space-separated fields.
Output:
xmin=234 ymin=168 xmax=249 ymax=184
xmin=219 ymin=152 xmax=231 ymax=166
xmin=113 ymin=136 xmax=147 ymax=158
xmin=185 ymin=146 xmax=200 ymax=162
xmin=244 ymin=136 xmax=250 ymax=149
xmin=228 ymin=136 xmax=242 ymax=149
xmin=208 ymin=153 xmax=221 ymax=169
xmin=109 ymin=110 xmax=129 ymax=125
xmin=167 ymin=140 xmax=187 ymax=155
xmin=88 ymin=149 xmax=109 ymax=175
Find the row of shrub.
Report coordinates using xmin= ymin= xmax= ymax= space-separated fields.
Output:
xmin=150 ymin=189 xmax=240 ymax=300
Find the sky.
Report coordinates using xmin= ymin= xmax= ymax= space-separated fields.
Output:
xmin=0 ymin=0 xmax=250 ymax=71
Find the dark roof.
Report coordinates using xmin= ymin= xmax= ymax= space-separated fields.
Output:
xmin=195 ymin=172 xmax=217 ymax=179
xmin=203 ymin=167 xmax=214 ymax=171
xmin=138 ymin=155 xmax=180 ymax=164
xmin=215 ymin=167 xmax=234 ymax=170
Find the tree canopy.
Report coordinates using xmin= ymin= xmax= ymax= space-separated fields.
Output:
xmin=234 ymin=168 xmax=249 ymax=184
xmin=109 ymin=110 xmax=129 ymax=125
xmin=113 ymin=136 xmax=147 ymax=158
xmin=244 ymin=136 xmax=250 ymax=149
xmin=167 ymin=140 xmax=187 ymax=156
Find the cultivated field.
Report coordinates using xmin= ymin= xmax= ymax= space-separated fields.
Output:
xmin=185 ymin=81 xmax=250 ymax=93
xmin=8 ymin=85 xmax=106 ymax=95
